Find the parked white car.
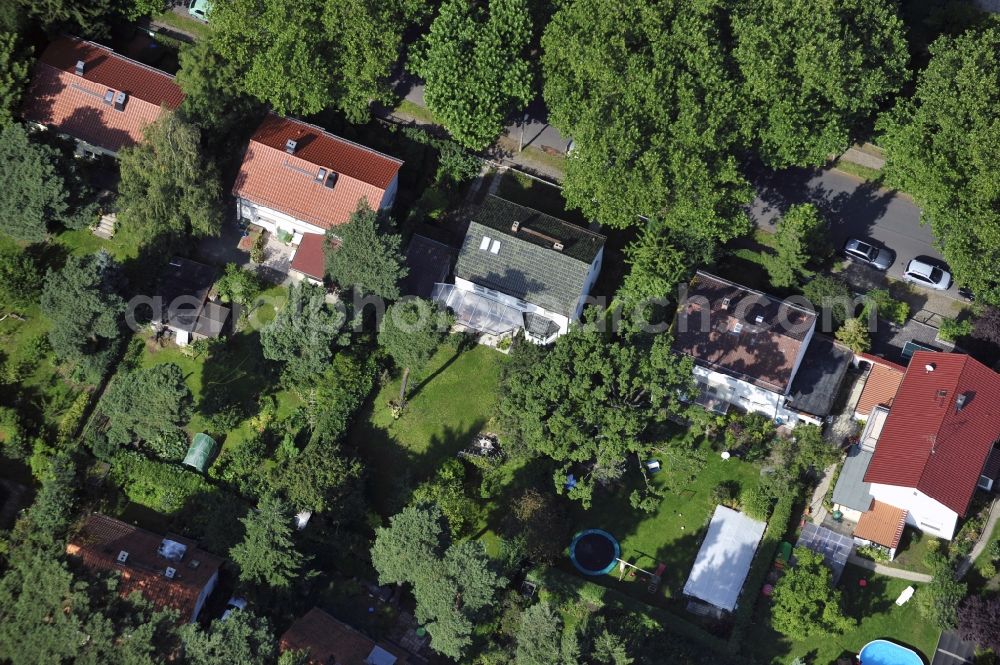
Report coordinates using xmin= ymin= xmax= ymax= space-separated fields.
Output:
xmin=903 ymin=259 xmax=952 ymax=290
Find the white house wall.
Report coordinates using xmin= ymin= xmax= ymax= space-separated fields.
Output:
xmin=380 ymin=174 xmax=399 ymax=212
xmin=574 ymin=246 xmax=604 ymax=320
xmin=237 ymin=199 xmax=326 ymax=242
xmin=191 ymin=570 xmax=218 ymax=622
xmin=692 ymin=365 xmax=813 ymax=428
xmin=786 ymin=324 xmax=815 ymax=396
xmin=868 ymin=483 xmax=959 ymax=540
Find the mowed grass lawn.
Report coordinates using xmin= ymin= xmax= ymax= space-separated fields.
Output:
xmin=566 ymin=432 xmax=764 ymax=606
xmin=748 ymin=564 xmax=939 ymax=664
xmin=349 ymin=343 xmax=506 ymax=515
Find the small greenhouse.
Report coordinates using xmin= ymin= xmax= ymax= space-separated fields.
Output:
xmin=182 ymin=433 xmax=218 ymax=473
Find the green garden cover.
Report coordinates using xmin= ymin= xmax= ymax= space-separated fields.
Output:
xmin=183 ymin=433 xmax=218 ymax=472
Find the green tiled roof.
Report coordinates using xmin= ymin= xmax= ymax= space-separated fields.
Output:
xmin=455 ymin=197 xmax=605 ymax=318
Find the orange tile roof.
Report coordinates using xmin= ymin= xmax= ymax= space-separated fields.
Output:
xmin=22 ymin=36 xmax=182 ymax=153
xmin=290 ymin=233 xmax=329 ymax=280
xmin=856 ymin=361 xmax=905 ymax=416
xmin=280 ymin=607 xmax=408 ymax=665
xmin=854 ymin=500 xmax=907 ymax=549
xmin=66 ymin=514 xmax=222 ymax=621
xmin=232 ymin=114 xmax=403 ymax=231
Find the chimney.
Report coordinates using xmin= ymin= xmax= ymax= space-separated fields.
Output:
xmin=755 ymin=314 xmax=764 ymax=324
xmin=75 ymin=60 xmax=85 ymax=76
xmin=285 ymin=139 xmax=297 ymax=154
xmin=113 ymin=91 xmax=127 ymax=112
xmin=552 ymin=241 xmax=564 ymax=252
xmin=511 ymin=220 xmax=520 ymax=233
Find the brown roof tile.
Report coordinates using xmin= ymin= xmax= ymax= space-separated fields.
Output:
xmin=673 ymin=272 xmax=817 ymax=393
xmin=233 ymin=115 xmax=403 ymax=231
xmin=290 ymin=233 xmax=329 ymax=280
xmin=856 ymin=361 xmax=905 ymax=417
xmin=864 ymin=352 xmax=1000 ymax=515
xmin=66 ymin=514 xmax=222 ymax=621
xmin=280 ymin=607 xmax=408 ymax=665
xmin=854 ymin=500 xmax=907 ymax=549
xmin=22 ymin=36 xmax=182 ymax=152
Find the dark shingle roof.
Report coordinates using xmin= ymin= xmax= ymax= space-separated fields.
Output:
xmin=454 ymin=197 xmax=604 ymax=317
xmin=786 ymin=335 xmax=852 ymax=417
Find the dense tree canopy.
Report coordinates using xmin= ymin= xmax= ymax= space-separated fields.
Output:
xmin=101 ymin=363 xmax=194 ymax=460
xmin=0 ymin=32 xmax=29 ymax=127
xmin=325 ymin=204 xmax=407 ymax=299
xmin=763 ymin=204 xmax=830 ymax=288
xmin=515 ymin=602 xmax=564 ymax=665
xmin=371 ymin=505 xmax=506 ymax=660
xmin=261 ymin=281 xmax=345 ymax=385
xmin=497 ymin=322 xmax=693 ymax=506
xmin=40 ymin=251 xmax=126 ymax=382
xmin=0 ymin=124 xmax=79 ymax=243
xmin=957 ymin=594 xmax=1000 ymax=653
xmin=0 ymin=244 xmax=41 ymax=309
xmin=541 ymin=0 xmax=752 ymax=241
xmin=378 ymin=297 xmax=449 ymax=401
xmin=230 ymin=494 xmax=306 ymax=589
xmin=732 ymin=0 xmax=908 ymax=167
xmin=180 ymin=611 xmax=277 ymax=665
xmin=878 ymin=27 xmax=1000 ymax=305
xmin=269 ymin=440 xmax=363 ymax=514
xmin=413 ymin=0 xmax=533 ymax=149
xmin=771 ymin=547 xmax=854 ymax=637
xmin=117 ymin=112 xmax=222 ymax=250
xmin=211 ymin=0 xmax=428 ymax=121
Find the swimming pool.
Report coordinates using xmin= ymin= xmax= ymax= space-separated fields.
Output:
xmin=859 ymin=639 xmax=925 ymax=665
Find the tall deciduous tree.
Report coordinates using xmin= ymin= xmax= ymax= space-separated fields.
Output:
xmin=771 ymin=547 xmax=854 ymax=637
xmin=211 ymin=0 xmax=428 ymax=121
xmin=378 ymin=297 xmax=449 ymax=402
xmin=324 ymin=204 xmax=407 ymax=299
xmin=179 ymin=610 xmax=277 ymax=665
xmin=732 ymin=0 xmax=908 ymax=167
xmin=101 ymin=363 xmax=194 ymax=460
xmin=957 ymin=594 xmax=1000 ymax=653
xmin=260 ymin=281 xmax=345 ymax=386
xmin=878 ymin=27 xmax=1000 ymax=305
xmin=0 ymin=245 xmax=41 ymax=309
xmin=515 ymin=602 xmax=563 ymax=665
xmin=764 ymin=204 xmax=830 ymax=288
xmin=269 ymin=440 xmax=363 ymax=514
xmin=117 ymin=112 xmax=222 ymax=250
xmin=412 ymin=0 xmax=533 ymax=149
xmin=497 ymin=321 xmax=693 ymax=506
xmin=541 ymin=0 xmax=753 ymax=240
xmin=13 ymin=0 xmax=118 ymax=35
xmin=230 ymin=494 xmax=305 ymax=589
xmin=0 ymin=32 xmax=29 ymax=126
xmin=40 ymin=251 xmax=126 ymax=382
xmin=371 ymin=505 xmax=505 ymax=660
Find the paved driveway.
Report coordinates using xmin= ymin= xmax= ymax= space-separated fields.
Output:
xmin=749 ymin=166 xmax=966 ymax=305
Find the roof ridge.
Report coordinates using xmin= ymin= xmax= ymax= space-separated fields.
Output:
xmin=486 ymin=194 xmax=606 ymax=241
xmin=694 ymin=270 xmax=817 ymax=318
xmin=264 ymin=113 xmax=403 ymax=166
xmin=59 ymin=35 xmax=179 ymax=83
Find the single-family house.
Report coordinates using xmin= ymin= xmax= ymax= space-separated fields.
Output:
xmin=21 ymin=36 xmax=184 ymax=157
xmin=833 ymin=351 xmax=1000 ymax=541
xmin=432 ymin=195 xmax=605 ymax=344
xmin=280 ymin=607 xmax=408 ymax=665
xmin=232 ymin=114 xmax=403 ymax=244
xmin=673 ymin=272 xmax=834 ymax=426
xmin=155 ymin=257 xmax=230 ymax=347
xmin=66 ymin=514 xmax=222 ymax=622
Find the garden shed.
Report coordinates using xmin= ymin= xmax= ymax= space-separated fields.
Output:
xmin=182 ymin=433 xmax=218 ymax=473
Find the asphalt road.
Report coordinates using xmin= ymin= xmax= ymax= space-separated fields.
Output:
xmin=748 ymin=166 xmax=964 ymax=301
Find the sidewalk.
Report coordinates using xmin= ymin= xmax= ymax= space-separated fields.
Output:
xmin=955 ymin=497 xmax=1000 ymax=580
xmin=809 ymin=464 xmax=838 ymax=526
xmin=847 ymin=554 xmax=933 ymax=583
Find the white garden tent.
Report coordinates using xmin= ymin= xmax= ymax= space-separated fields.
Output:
xmin=682 ymin=505 xmax=766 ymax=612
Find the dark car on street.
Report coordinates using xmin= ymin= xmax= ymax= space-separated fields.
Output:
xmin=843 ymin=238 xmax=895 ymax=271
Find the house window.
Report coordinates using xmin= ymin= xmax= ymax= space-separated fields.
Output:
xmin=479 ymin=236 xmax=491 ymax=251
xmin=490 ymin=239 xmax=501 ymax=254
xmin=978 ymin=474 xmax=994 ymax=491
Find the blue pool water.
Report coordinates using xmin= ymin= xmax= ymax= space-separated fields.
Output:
xmin=859 ymin=640 xmax=924 ymax=665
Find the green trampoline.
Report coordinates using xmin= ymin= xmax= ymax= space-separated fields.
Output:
xmin=183 ymin=433 xmax=218 ymax=472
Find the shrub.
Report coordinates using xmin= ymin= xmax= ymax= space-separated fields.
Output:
xmin=856 ymin=544 xmax=891 ymax=563
xmin=56 ymin=391 xmax=91 ymax=444
xmin=712 ymin=480 xmax=741 ymax=509
xmin=836 ymin=317 xmax=871 ymax=353
xmin=938 ymin=317 xmax=972 ymax=342
xmin=741 ymin=485 xmax=775 ymax=520
xmin=111 ymin=451 xmax=214 ymax=513
xmin=862 ymin=289 xmax=909 ymax=325
xmin=802 ymin=275 xmax=853 ymax=329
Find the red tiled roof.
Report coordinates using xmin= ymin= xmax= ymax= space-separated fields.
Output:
xmin=673 ymin=272 xmax=817 ymax=393
xmin=864 ymin=352 xmax=1000 ymax=515
xmin=22 ymin=36 xmax=183 ymax=153
xmin=280 ymin=607 xmax=408 ymax=665
xmin=856 ymin=361 xmax=905 ymax=417
xmin=66 ymin=514 xmax=222 ymax=621
xmin=290 ymin=233 xmax=329 ymax=280
xmin=854 ymin=500 xmax=907 ymax=549
xmin=233 ymin=114 xmax=403 ymax=231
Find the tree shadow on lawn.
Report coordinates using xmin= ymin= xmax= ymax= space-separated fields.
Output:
xmin=198 ymin=331 xmax=283 ymax=423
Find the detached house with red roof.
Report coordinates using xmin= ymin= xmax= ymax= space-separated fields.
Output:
xmin=232 ymin=114 xmax=403 ymax=248
xmin=22 ymin=36 xmax=184 ymax=157
xmin=834 ymin=351 xmax=1000 ymax=543
xmin=67 ymin=514 xmax=222 ymax=622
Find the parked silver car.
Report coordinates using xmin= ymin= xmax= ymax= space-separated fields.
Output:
xmin=903 ymin=259 xmax=952 ymax=290
xmin=843 ymin=238 xmax=895 ymax=271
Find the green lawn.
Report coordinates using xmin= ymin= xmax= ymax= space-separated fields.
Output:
xmin=747 ymin=564 xmax=939 ymax=664
xmin=348 ymin=342 xmax=506 ymax=515
xmin=154 ymin=10 xmax=212 ymax=40
xmin=565 ymin=432 xmax=764 ymax=607
xmin=54 ymin=228 xmax=141 ymax=262
xmin=876 ymin=527 xmax=938 ymax=575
